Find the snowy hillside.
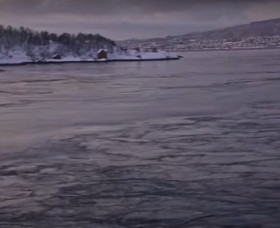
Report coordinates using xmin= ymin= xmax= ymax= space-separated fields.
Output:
xmin=0 ymin=25 xmax=180 ymax=64
xmin=0 ymin=25 xmax=115 ymax=64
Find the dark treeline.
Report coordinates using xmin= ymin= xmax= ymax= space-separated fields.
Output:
xmin=0 ymin=25 xmax=116 ymax=60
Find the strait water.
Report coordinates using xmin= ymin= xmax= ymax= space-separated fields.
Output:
xmin=0 ymin=49 xmax=280 ymax=228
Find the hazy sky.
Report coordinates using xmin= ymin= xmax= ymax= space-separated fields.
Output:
xmin=0 ymin=0 xmax=279 ymax=40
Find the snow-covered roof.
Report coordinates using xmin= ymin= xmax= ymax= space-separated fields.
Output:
xmin=97 ymin=49 xmax=107 ymax=54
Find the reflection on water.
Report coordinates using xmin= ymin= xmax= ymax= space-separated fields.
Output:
xmin=0 ymin=49 xmax=280 ymax=227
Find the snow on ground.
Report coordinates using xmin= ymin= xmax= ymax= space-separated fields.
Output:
xmin=108 ymin=50 xmax=179 ymax=60
xmin=0 ymin=47 xmax=31 ymax=64
xmin=0 ymin=49 xmax=179 ymax=65
xmin=45 ymin=56 xmax=96 ymax=63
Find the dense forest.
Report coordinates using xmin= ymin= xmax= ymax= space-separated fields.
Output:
xmin=0 ymin=25 xmax=116 ymax=61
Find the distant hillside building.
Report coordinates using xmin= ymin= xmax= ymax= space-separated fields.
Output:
xmin=52 ymin=54 xmax=62 ymax=60
xmin=152 ymin=47 xmax=158 ymax=53
xmin=97 ymin=49 xmax=107 ymax=60
xmin=134 ymin=47 xmax=140 ymax=53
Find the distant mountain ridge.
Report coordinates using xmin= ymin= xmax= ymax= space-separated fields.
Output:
xmin=177 ymin=18 xmax=280 ymax=40
xmin=119 ymin=18 xmax=280 ymax=51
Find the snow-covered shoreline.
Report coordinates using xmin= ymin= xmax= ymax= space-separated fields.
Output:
xmin=0 ymin=50 xmax=181 ymax=66
xmin=0 ymin=26 xmax=182 ymax=66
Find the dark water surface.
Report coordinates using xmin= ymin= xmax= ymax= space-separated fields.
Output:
xmin=0 ymin=49 xmax=280 ymax=228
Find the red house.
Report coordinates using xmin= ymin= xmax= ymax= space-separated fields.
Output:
xmin=97 ymin=49 xmax=107 ymax=60
xmin=52 ymin=54 xmax=62 ymax=60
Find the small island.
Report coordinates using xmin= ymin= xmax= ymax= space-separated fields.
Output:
xmin=43 ymin=49 xmax=181 ymax=64
xmin=0 ymin=26 xmax=180 ymax=66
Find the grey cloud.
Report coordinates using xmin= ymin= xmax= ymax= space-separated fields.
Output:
xmin=0 ymin=0 xmax=279 ymax=39
xmin=0 ymin=0 xmax=269 ymax=15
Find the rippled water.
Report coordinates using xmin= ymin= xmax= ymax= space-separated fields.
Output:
xmin=0 ymin=49 xmax=280 ymax=228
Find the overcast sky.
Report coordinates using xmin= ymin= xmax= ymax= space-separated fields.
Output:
xmin=0 ymin=0 xmax=279 ymax=40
